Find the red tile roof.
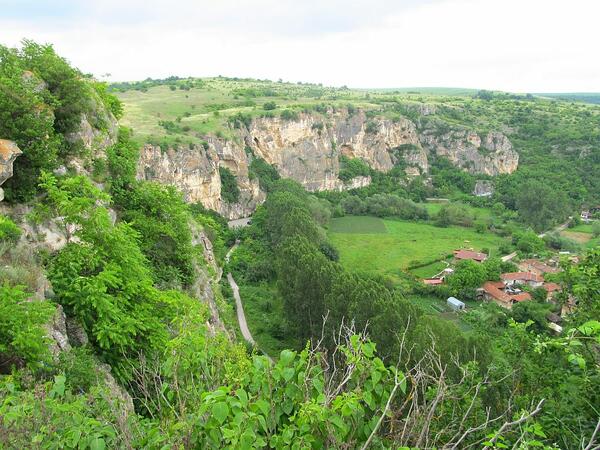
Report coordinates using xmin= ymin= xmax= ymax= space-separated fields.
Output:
xmin=512 ymin=292 xmax=532 ymax=302
xmin=483 ymin=281 xmax=511 ymax=303
xmin=501 ymin=272 xmax=544 ymax=283
xmin=423 ymin=278 xmax=443 ymax=285
xmin=519 ymin=259 xmax=560 ymax=274
xmin=543 ymin=282 xmax=561 ymax=292
xmin=454 ymin=249 xmax=487 ymax=262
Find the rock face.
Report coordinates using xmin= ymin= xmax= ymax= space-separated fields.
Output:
xmin=420 ymin=127 xmax=518 ymax=176
xmin=137 ymin=109 xmax=518 ymax=218
xmin=473 ymin=180 xmax=494 ymax=197
xmin=137 ymin=144 xmax=265 ymax=219
xmin=0 ymin=139 xmax=23 ymax=201
xmin=248 ymin=110 xmax=427 ymax=189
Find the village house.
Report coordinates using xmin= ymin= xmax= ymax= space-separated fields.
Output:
xmin=453 ymin=249 xmax=487 ymax=263
xmin=481 ymin=281 xmax=532 ymax=309
xmin=423 ymin=278 xmax=443 ymax=286
xmin=517 ymin=259 xmax=560 ymax=277
xmin=581 ymin=210 xmax=591 ymax=222
xmin=543 ymin=282 xmax=561 ymax=300
xmin=501 ymin=272 xmax=544 ymax=288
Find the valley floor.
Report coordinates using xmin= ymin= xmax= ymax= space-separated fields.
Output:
xmin=327 ymin=215 xmax=506 ymax=282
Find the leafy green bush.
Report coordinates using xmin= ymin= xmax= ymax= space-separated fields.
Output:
xmin=39 ymin=174 xmax=189 ymax=380
xmin=117 ymin=181 xmax=195 ymax=286
xmin=280 ymin=109 xmax=299 ymax=121
xmin=58 ymin=347 xmax=101 ymax=393
xmin=249 ymin=157 xmax=280 ymax=192
xmin=435 ymin=203 xmax=474 ymax=227
xmin=338 ymin=156 xmax=371 ymax=181
xmin=365 ymin=120 xmax=379 ymax=133
xmin=0 ymin=285 xmax=55 ymax=372
xmin=92 ymin=81 xmax=123 ymax=119
xmin=219 ymin=166 xmax=240 ymax=203
xmin=262 ymin=101 xmax=276 ymax=110
xmin=229 ymin=112 xmax=252 ymax=129
xmin=0 ymin=215 xmax=21 ymax=242
xmin=0 ymin=375 xmax=127 ymax=449
xmin=0 ymin=40 xmax=122 ymax=201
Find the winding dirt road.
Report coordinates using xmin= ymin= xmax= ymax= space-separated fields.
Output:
xmin=225 ymin=241 xmax=257 ymax=346
xmin=227 ymin=272 xmax=256 ymax=345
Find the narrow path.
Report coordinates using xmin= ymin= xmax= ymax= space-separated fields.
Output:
xmin=228 ymin=217 xmax=252 ymax=229
xmin=538 ymin=220 xmax=571 ymax=238
xmin=501 ymin=251 xmax=517 ymax=262
xmin=225 ymin=240 xmax=258 ymax=346
xmin=227 ymin=273 xmax=256 ymax=346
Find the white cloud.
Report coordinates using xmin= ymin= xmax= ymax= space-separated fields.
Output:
xmin=1 ymin=0 xmax=599 ymax=91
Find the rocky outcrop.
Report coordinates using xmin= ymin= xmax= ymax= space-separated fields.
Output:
xmin=473 ymin=180 xmax=494 ymax=197
xmin=248 ymin=110 xmax=427 ymax=189
xmin=420 ymin=127 xmax=518 ymax=176
xmin=137 ymin=109 xmax=517 ymax=218
xmin=0 ymin=139 xmax=23 ymax=202
xmin=137 ymin=144 xmax=265 ymax=219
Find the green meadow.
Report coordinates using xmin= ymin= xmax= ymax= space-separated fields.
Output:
xmin=328 ymin=216 xmax=506 ymax=282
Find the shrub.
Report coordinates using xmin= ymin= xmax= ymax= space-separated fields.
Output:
xmin=249 ymin=157 xmax=280 ymax=192
xmin=0 ymin=215 xmax=21 ymax=242
xmin=219 ymin=166 xmax=241 ymax=203
xmin=229 ymin=112 xmax=252 ymax=129
xmin=338 ymin=156 xmax=371 ymax=181
xmin=263 ymin=101 xmax=276 ymax=110
xmin=365 ymin=120 xmax=379 ymax=134
xmin=280 ymin=109 xmax=299 ymax=121
xmin=0 ymin=284 xmax=55 ymax=372
xmin=116 ymin=181 xmax=196 ymax=287
xmin=435 ymin=204 xmax=474 ymax=228
xmin=311 ymin=122 xmax=324 ymax=133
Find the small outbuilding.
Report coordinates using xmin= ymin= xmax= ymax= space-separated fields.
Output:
xmin=447 ymin=297 xmax=465 ymax=311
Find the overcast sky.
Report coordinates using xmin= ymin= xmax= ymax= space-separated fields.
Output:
xmin=1 ymin=0 xmax=599 ymax=92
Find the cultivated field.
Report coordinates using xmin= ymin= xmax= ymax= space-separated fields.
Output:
xmin=328 ymin=216 xmax=506 ymax=281
xmin=561 ymin=223 xmax=600 ymax=249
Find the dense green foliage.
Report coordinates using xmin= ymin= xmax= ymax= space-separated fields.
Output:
xmin=249 ymin=156 xmax=281 ymax=192
xmin=338 ymin=156 xmax=371 ymax=181
xmin=219 ymin=166 xmax=241 ymax=203
xmin=0 ymin=40 xmax=122 ymax=201
xmin=115 ymin=182 xmax=196 ymax=287
xmin=0 ymin=215 xmax=21 ymax=242
xmin=0 ymin=285 xmax=55 ymax=372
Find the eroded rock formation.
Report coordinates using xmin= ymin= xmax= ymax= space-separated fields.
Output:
xmin=0 ymin=139 xmax=23 ymax=201
xmin=137 ymin=109 xmax=518 ymax=218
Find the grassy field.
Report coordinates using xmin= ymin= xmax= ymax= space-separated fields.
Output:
xmin=561 ymin=223 xmax=600 ymax=250
xmin=410 ymin=260 xmax=449 ymax=279
xmin=406 ymin=295 xmax=475 ymax=331
xmin=569 ymin=223 xmax=595 ymax=233
xmin=328 ymin=216 xmax=388 ymax=234
xmin=421 ymin=202 xmax=494 ymax=222
xmin=328 ymin=216 xmax=506 ymax=282
xmin=116 ymin=77 xmax=381 ymax=146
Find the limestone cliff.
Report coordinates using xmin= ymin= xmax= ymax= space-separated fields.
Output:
xmin=136 ymin=109 xmax=518 ymax=218
xmin=247 ymin=110 xmax=427 ymax=189
xmin=137 ymin=143 xmax=265 ymax=219
xmin=0 ymin=139 xmax=23 ymax=202
xmin=419 ymin=125 xmax=518 ymax=176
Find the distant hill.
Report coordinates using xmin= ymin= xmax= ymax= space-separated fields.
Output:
xmin=536 ymin=92 xmax=600 ymax=104
xmin=355 ymin=87 xmax=480 ymax=96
